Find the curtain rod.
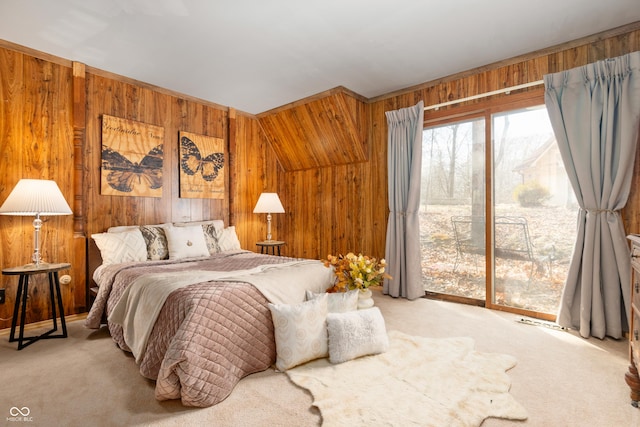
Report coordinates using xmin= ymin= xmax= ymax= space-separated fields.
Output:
xmin=423 ymin=80 xmax=545 ymax=111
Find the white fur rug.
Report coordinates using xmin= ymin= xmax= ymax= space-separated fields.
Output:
xmin=286 ymin=330 xmax=528 ymax=427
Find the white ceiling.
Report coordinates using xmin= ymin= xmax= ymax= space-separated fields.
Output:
xmin=1 ymin=1 xmax=639 ymax=115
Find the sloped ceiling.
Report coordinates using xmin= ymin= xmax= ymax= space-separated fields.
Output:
xmin=0 ymin=1 xmax=639 ymax=114
xmin=258 ymin=87 xmax=369 ymax=171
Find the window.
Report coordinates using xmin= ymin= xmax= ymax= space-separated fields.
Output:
xmin=419 ymin=92 xmax=577 ymax=319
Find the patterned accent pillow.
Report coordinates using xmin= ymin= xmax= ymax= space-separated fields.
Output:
xmin=268 ymin=294 xmax=329 ymax=371
xmin=217 ymin=226 xmax=242 ymax=252
xmin=91 ymin=229 xmax=147 ymax=265
xmin=202 ymin=223 xmax=221 ymax=255
xmin=164 ymin=224 xmax=209 ymax=260
xmin=305 ymin=289 xmax=359 ymax=313
xmin=140 ymin=225 xmax=169 ymax=260
xmin=326 ymin=307 xmax=389 ymax=364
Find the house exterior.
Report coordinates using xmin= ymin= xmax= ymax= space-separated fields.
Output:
xmin=513 ymin=137 xmax=577 ymax=208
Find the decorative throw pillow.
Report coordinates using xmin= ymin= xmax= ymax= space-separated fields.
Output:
xmin=326 ymin=307 xmax=389 ymax=364
xmin=164 ymin=224 xmax=209 ymax=260
xmin=268 ymin=294 xmax=329 ymax=371
xmin=140 ymin=225 xmax=169 ymax=260
xmin=202 ymin=223 xmax=221 ymax=255
xmin=305 ymin=289 xmax=359 ymax=313
xmin=91 ymin=229 xmax=147 ymax=265
xmin=217 ymin=226 xmax=242 ymax=252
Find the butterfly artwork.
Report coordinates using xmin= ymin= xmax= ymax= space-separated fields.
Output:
xmin=101 ymin=145 xmax=164 ymax=194
xmin=180 ymin=136 xmax=224 ymax=182
xmin=100 ymin=115 xmax=165 ymax=198
xmin=178 ymin=132 xmax=225 ymax=199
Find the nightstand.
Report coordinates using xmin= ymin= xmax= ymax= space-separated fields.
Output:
xmin=2 ymin=262 xmax=70 ymax=350
xmin=256 ymin=240 xmax=285 ymax=256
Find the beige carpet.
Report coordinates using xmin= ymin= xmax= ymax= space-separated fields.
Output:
xmin=286 ymin=330 xmax=528 ymax=427
xmin=0 ymin=288 xmax=639 ymax=426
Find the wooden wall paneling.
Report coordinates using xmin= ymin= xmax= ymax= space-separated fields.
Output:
xmin=47 ymin=56 xmax=80 ymax=313
xmin=20 ymin=56 xmax=75 ymax=323
xmin=72 ymin=61 xmax=88 ymax=309
xmin=258 ymin=88 xmax=368 ymax=171
xmin=368 ymin=101 xmax=387 ymax=259
xmin=296 ymin=168 xmax=324 ymax=259
xmin=230 ymin=113 xmax=281 ymax=250
xmin=0 ymin=47 xmax=25 ymax=328
xmin=0 ymin=49 xmax=76 ymax=328
xmin=228 ymin=108 xmax=239 ymax=231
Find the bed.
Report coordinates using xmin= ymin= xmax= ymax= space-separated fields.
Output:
xmin=84 ymin=220 xmax=335 ymax=407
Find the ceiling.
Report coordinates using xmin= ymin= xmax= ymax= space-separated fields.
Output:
xmin=1 ymin=1 xmax=639 ymax=115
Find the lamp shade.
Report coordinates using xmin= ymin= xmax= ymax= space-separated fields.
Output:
xmin=0 ymin=179 xmax=72 ymax=216
xmin=253 ymin=192 xmax=285 ymax=214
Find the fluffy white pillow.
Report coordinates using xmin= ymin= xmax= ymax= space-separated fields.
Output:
xmin=164 ymin=224 xmax=209 ymax=260
xmin=268 ymin=294 xmax=329 ymax=371
xmin=92 ymin=229 xmax=147 ymax=265
xmin=326 ymin=307 xmax=389 ymax=364
xmin=305 ymin=289 xmax=359 ymax=313
xmin=217 ymin=226 xmax=242 ymax=252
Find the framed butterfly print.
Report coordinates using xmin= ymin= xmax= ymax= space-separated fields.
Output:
xmin=101 ymin=115 xmax=165 ymax=197
xmin=179 ymin=131 xmax=225 ymax=199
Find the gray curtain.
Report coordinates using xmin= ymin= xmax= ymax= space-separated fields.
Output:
xmin=384 ymin=101 xmax=424 ymax=299
xmin=544 ymin=51 xmax=640 ymax=339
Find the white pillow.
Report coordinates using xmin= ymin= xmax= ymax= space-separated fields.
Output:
xmin=217 ymin=226 xmax=242 ymax=252
xmin=326 ymin=307 xmax=389 ymax=364
xmin=91 ymin=229 xmax=147 ymax=265
xmin=164 ymin=225 xmax=210 ymax=260
xmin=268 ymin=294 xmax=329 ymax=371
xmin=305 ymin=289 xmax=359 ymax=313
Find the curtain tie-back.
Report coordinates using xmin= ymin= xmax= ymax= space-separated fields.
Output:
xmin=581 ymin=208 xmax=620 ymax=214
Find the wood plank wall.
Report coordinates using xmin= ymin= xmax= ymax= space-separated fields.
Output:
xmin=0 ymin=47 xmax=78 ymax=329
xmin=83 ymin=72 xmax=230 ymax=235
xmin=258 ymin=87 xmax=369 ymax=171
xmin=229 ymin=110 xmax=283 ymax=249
xmin=1 ymin=23 xmax=639 ymax=328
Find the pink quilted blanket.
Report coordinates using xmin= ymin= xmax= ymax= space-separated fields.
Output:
xmin=85 ymin=251 xmax=327 ymax=407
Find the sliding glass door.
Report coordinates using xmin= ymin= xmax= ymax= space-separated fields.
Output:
xmin=420 ymin=117 xmax=486 ymax=302
xmin=420 ymin=99 xmax=577 ymax=318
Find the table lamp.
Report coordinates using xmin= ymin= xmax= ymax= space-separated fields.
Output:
xmin=253 ymin=192 xmax=284 ymax=241
xmin=0 ymin=179 xmax=72 ymax=266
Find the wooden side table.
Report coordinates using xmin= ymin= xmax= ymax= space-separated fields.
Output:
xmin=2 ymin=262 xmax=70 ymax=350
xmin=256 ymin=240 xmax=285 ymax=256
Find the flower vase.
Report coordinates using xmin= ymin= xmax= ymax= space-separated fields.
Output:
xmin=357 ymin=288 xmax=374 ymax=310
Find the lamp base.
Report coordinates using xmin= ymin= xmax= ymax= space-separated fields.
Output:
xmin=265 ymin=213 xmax=273 ymax=241
xmin=32 ymin=215 xmax=43 ymax=266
